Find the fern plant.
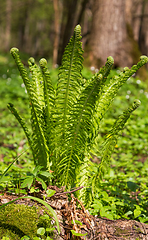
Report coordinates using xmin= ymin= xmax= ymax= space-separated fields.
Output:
xmin=8 ymin=25 xmax=148 ymax=204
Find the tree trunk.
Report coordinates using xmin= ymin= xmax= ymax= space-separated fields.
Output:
xmin=57 ymin=0 xmax=79 ymax=65
xmin=17 ymin=0 xmax=31 ymax=52
xmin=53 ymin=0 xmax=60 ymax=68
xmin=89 ymin=0 xmax=133 ymax=68
xmin=5 ymin=0 xmax=12 ymax=51
xmin=138 ymin=0 xmax=148 ymax=57
xmin=76 ymin=0 xmax=89 ymax=25
xmin=126 ymin=0 xmax=148 ymax=72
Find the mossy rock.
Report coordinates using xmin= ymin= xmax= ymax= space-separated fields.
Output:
xmin=0 ymin=203 xmax=52 ymax=239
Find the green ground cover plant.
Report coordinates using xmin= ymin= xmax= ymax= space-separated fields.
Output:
xmin=0 ymin=24 xmax=148 ymax=237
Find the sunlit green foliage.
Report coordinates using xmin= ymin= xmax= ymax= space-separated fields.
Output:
xmin=6 ymin=25 xmax=148 ymax=206
xmin=0 ymin=58 xmax=148 ymax=223
xmin=0 ymin=26 xmax=148 ymax=227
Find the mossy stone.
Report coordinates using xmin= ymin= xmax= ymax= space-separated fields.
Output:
xmin=0 ymin=203 xmax=51 ymax=239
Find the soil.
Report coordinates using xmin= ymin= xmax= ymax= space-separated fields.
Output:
xmin=0 ymin=186 xmax=148 ymax=240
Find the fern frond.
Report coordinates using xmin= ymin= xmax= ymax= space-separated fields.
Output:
xmin=7 ymin=103 xmax=32 ymax=149
xmin=28 ymin=57 xmax=44 ymax=107
xmin=30 ymin=108 xmax=49 ymax=169
xmin=54 ymin=25 xmax=84 ymax=145
xmin=92 ymin=56 xmax=148 ymax=141
xmin=10 ymin=48 xmax=49 ymax=169
xmin=51 ymin=25 xmax=84 ymax=175
xmin=75 ymin=155 xmax=94 ymax=207
xmin=10 ymin=48 xmax=36 ymax=102
xmin=55 ymin=57 xmax=114 ymax=187
xmin=39 ymin=58 xmax=55 ymax=123
xmin=55 ymin=73 xmax=102 ymax=187
xmin=39 ymin=58 xmax=55 ymax=154
xmin=92 ymin=100 xmax=141 ymax=193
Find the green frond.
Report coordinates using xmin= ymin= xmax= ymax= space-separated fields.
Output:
xmin=39 ymin=58 xmax=55 ymax=121
xmin=81 ymin=187 xmax=92 ymax=209
xmin=55 ymin=73 xmax=102 ymax=187
xmin=54 ymin=25 xmax=84 ymax=144
xmin=54 ymin=55 xmax=114 ymax=187
xmin=93 ymin=56 xmax=148 ymax=141
xmin=39 ymin=58 xmax=55 ymax=153
xmin=135 ymin=55 xmax=148 ymax=70
xmin=75 ymin=156 xmax=94 ymax=207
xmin=7 ymin=103 xmax=32 ymax=149
xmin=10 ymin=48 xmax=43 ymax=118
xmin=30 ymin=107 xmax=49 ymax=169
xmin=10 ymin=48 xmax=49 ymax=170
xmin=10 ymin=48 xmax=36 ymax=102
xmin=28 ymin=57 xmax=44 ymax=107
xmin=92 ymin=100 xmax=141 ymax=192
xmin=97 ymin=56 xmax=114 ymax=88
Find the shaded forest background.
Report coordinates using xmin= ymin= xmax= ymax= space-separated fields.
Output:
xmin=0 ymin=0 xmax=148 ymax=71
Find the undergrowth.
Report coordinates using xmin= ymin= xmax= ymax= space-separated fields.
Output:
xmin=0 ymin=25 xmax=148 ymax=227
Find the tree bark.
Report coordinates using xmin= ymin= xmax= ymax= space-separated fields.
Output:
xmin=17 ymin=0 xmax=30 ymax=51
xmin=5 ymin=0 xmax=12 ymax=51
xmin=76 ymin=0 xmax=89 ymax=25
xmin=53 ymin=0 xmax=60 ymax=67
xmin=126 ymin=0 xmax=148 ymax=71
xmin=57 ymin=0 xmax=79 ymax=65
xmin=89 ymin=0 xmax=133 ymax=68
xmin=138 ymin=0 xmax=148 ymax=57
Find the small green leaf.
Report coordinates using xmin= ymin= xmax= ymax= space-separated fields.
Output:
xmin=37 ymin=227 xmax=46 ymax=235
xmin=46 ymin=227 xmax=55 ymax=232
xmin=46 ymin=237 xmax=53 ymax=240
xmin=134 ymin=209 xmax=141 ymax=218
xmin=71 ymin=230 xmax=87 ymax=236
xmin=40 ymin=171 xmax=52 ymax=178
xmin=36 ymin=176 xmax=47 ymax=190
xmin=40 ymin=214 xmax=50 ymax=220
xmin=114 ymin=201 xmax=124 ymax=206
xmin=92 ymin=202 xmax=103 ymax=210
xmin=71 ymin=220 xmax=82 ymax=226
xmin=30 ymin=186 xmax=39 ymax=193
xmin=21 ymin=176 xmax=34 ymax=188
xmin=21 ymin=236 xmax=30 ymax=240
xmin=33 ymin=166 xmax=43 ymax=176
xmin=125 ymin=211 xmax=133 ymax=216
xmin=101 ymin=191 xmax=108 ymax=199
xmin=46 ymin=189 xmax=56 ymax=197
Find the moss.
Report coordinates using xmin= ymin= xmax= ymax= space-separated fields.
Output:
xmin=0 ymin=203 xmax=52 ymax=239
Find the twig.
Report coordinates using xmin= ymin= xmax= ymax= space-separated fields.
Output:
xmin=53 ymin=186 xmax=84 ymax=196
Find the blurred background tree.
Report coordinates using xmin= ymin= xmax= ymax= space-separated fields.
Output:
xmin=0 ymin=0 xmax=148 ymax=71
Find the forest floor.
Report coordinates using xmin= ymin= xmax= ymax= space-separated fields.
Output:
xmin=1 ymin=186 xmax=148 ymax=240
